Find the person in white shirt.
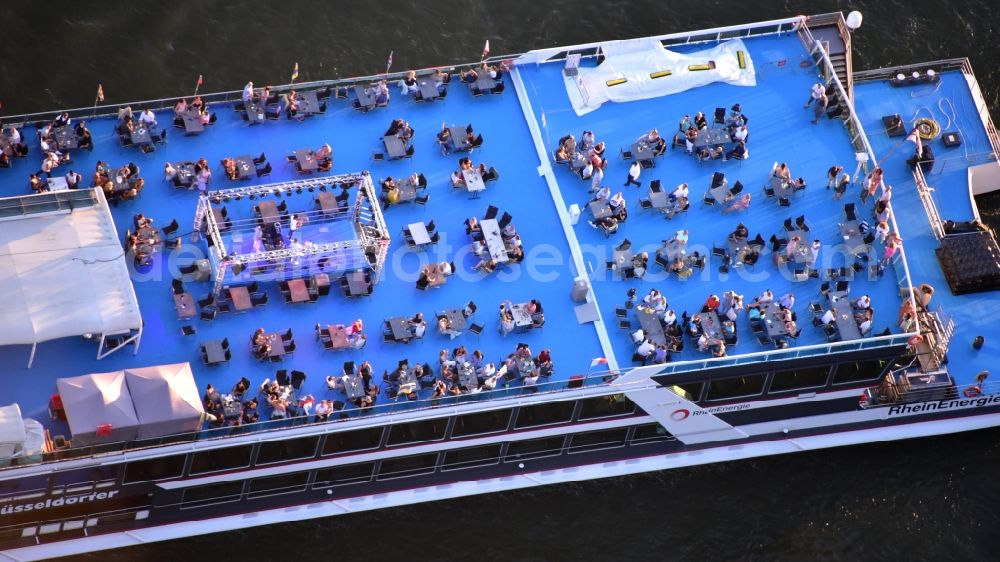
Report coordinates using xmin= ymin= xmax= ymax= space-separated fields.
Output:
xmin=859 ymin=318 xmax=872 ymax=335
xmin=139 ymin=109 xmax=157 ymax=128
xmin=670 ymin=183 xmax=689 ymax=201
xmin=732 ymin=125 xmax=748 ymax=143
xmin=663 ymin=309 xmax=677 ymax=325
xmin=805 ymin=82 xmax=825 ymax=107
xmin=625 ymin=160 xmax=641 ymax=187
xmin=592 ymin=185 xmax=611 ymax=202
xmin=778 ymin=291 xmax=795 ymax=309
xmin=820 ymin=309 xmax=835 ymax=325
xmin=878 ymin=184 xmax=892 ymax=204
xmin=809 ymin=240 xmax=821 ymax=264
xmin=609 ymin=191 xmax=625 ymax=212
xmin=65 ymin=170 xmax=83 ymax=189
xmin=854 ymin=295 xmax=871 ymax=309
xmin=579 ymin=159 xmax=593 ymax=180
xmin=635 ymin=339 xmax=655 ymax=364
xmin=579 ymin=130 xmax=595 ymax=153
xmin=756 ymin=289 xmax=774 ymax=305
xmin=589 ymin=164 xmax=604 ymax=192
xmin=243 ymin=81 xmax=255 ymax=102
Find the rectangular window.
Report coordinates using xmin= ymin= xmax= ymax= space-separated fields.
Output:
xmin=770 ymin=366 xmax=831 ymax=393
xmin=578 ymin=394 xmax=637 ymax=420
xmin=256 ymin=436 xmax=319 ymax=465
xmin=377 ymin=453 xmax=439 ymax=480
xmin=833 ymin=359 xmax=890 ymax=384
xmin=322 ymin=427 xmax=383 ymax=456
xmin=668 ymin=382 xmax=704 ymax=402
xmin=442 ymin=444 xmax=503 ymax=471
xmin=386 ymin=418 xmax=448 ymax=447
xmin=706 ymin=374 xmax=766 ymax=401
xmin=313 ymin=462 xmax=376 ymax=489
xmin=123 ymin=455 xmax=186 ymax=483
xmin=568 ymin=428 xmax=628 ymax=453
xmin=189 ymin=445 xmax=253 ymax=475
xmin=513 ymin=401 xmax=575 ymax=429
xmin=247 ymin=472 xmax=309 ymax=498
xmin=631 ymin=423 xmax=673 ymax=443
xmin=181 ymin=481 xmax=244 ymax=508
xmin=505 ymin=436 xmax=565 ymax=461
xmin=451 ymin=409 xmax=512 ymax=437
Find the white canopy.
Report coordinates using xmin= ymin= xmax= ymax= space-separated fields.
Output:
xmin=0 ymin=404 xmax=27 ymax=459
xmin=56 ymin=370 xmax=140 ymax=446
xmin=0 ymin=189 xmax=141 ymax=348
xmin=567 ymin=38 xmax=756 ymax=115
xmin=125 ymin=363 xmax=204 ymax=439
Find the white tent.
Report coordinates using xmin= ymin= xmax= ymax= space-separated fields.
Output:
xmin=0 ymin=188 xmax=142 ymax=365
xmin=566 ymin=38 xmax=756 ymax=115
xmin=125 ymin=363 xmax=204 ymax=439
xmin=56 ymin=370 xmax=140 ymax=446
xmin=0 ymin=404 xmax=27 ymax=459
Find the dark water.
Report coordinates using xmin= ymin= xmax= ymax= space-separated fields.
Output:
xmin=5 ymin=1 xmax=999 ymax=559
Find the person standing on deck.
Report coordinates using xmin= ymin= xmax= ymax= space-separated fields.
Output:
xmin=811 ymin=93 xmax=828 ymax=124
xmin=624 ymin=160 xmax=641 ymax=187
xmin=804 ymin=82 xmax=825 ymax=107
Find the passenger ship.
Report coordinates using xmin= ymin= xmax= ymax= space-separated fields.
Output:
xmin=2 ymin=11 xmax=999 ymax=560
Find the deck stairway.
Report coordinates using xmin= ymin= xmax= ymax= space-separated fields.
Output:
xmin=800 ymin=12 xmax=855 ymax=102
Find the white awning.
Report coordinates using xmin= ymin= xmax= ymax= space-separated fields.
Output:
xmin=566 ymin=39 xmax=756 ymax=115
xmin=0 ymin=189 xmax=141 ymax=347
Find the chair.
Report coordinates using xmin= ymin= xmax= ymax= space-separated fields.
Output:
xmin=415 ymin=193 xmax=430 ymax=206
xmin=711 ymin=172 xmax=726 ymax=189
xmin=730 ymin=181 xmax=744 ymax=196
xmin=778 ymin=197 xmax=791 ymax=207
xmin=795 ymin=215 xmax=809 ymax=231
xmin=650 ymin=179 xmax=662 ymax=193
xmin=757 ymin=334 xmax=772 ymax=346
xmin=655 ymin=253 xmax=670 ymax=271
xmin=835 ymin=280 xmax=850 ymax=292
xmin=620 ymin=148 xmax=632 ymax=160
xmin=639 ymin=198 xmax=653 ymax=210
xmin=844 ymin=203 xmax=857 ymax=221
xmin=253 ymin=152 xmax=267 ymax=165
xmin=615 ymin=239 xmax=632 ymax=253
xmin=702 ymin=191 xmax=716 ymax=206
xmin=276 ymin=370 xmax=291 ymax=387
xmin=179 ymin=263 xmax=199 ymax=275
xmin=418 ymin=173 xmax=428 ymax=188
xmin=618 ymin=319 xmax=631 ymax=330
xmin=250 ymin=292 xmax=269 ymax=307
xmin=497 ymin=212 xmax=513 ymax=229
xmin=484 ymin=205 xmax=499 ymax=220
xmin=426 ymin=220 xmax=436 ymax=233
xmin=615 ymin=307 xmax=628 ymax=318
xmin=200 ymin=307 xmax=217 ymax=321
xmin=466 ymin=301 xmax=477 ymax=316
xmin=712 ymin=245 xmax=727 ymax=258
xmin=486 ymin=167 xmax=499 ymax=182
xmin=763 ymin=185 xmax=775 ymax=198
xmin=172 ymin=278 xmax=185 ymax=295
xmin=714 ymin=107 xmax=726 ymax=124
xmin=469 ymin=323 xmax=484 ymax=337
xmin=256 ymin=163 xmax=272 ymax=178
xmin=197 ymin=294 xmax=215 ymax=308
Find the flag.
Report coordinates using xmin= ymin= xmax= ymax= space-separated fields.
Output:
xmin=905 ymin=127 xmax=922 ymax=155
xmin=197 ymin=74 xmax=203 ymax=86
xmin=97 ymin=84 xmax=104 ymax=102
xmin=482 ymin=39 xmax=490 ymax=59
xmin=590 ymin=357 xmax=608 ymax=368
xmin=291 ymin=62 xmax=299 ymax=81
xmin=386 ymin=50 xmax=393 ymax=70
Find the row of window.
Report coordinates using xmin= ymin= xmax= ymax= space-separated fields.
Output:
xmin=665 ymin=359 xmax=894 ymax=402
xmin=124 ymin=394 xmax=641 ymax=484
xmin=180 ymin=423 xmax=673 ymax=508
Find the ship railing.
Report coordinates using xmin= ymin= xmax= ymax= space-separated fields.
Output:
xmin=911 ymin=163 xmax=946 ymax=240
xmin=0 ymin=371 xmax=623 ymax=472
xmin=927 ymin=150 xmax=998 ymax=175
xmin=653 ymin=331 xmax=912 ymax=376
xmin=861 ymin=379 xmax=998 ymax=410
xmin=797 ymin=22 xmax=922 ymax=337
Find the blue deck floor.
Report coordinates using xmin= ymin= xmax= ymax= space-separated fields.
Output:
xmin=0 ymin=30 xmax=929 ymax=437
xmin=519 ymin=33 xmax=906 ymax=374
xmin=853 ymin=72 xmax=999 ymax=386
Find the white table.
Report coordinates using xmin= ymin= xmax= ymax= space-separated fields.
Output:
xmin=408 ymin=222 xmax=431 ymax=245
xmin=462 ymin=168 xmax=486 ymax=194
xmin=47 ymin=176 xmax=69 ymax=191
xmin=480 ymin=218 xmax=509 ymax=263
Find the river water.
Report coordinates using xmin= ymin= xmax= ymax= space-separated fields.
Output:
xmin=5 ymin=1 xmax=999 ymax=559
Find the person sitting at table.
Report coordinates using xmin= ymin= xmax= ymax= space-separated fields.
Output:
xmin=436 ymin=126 xmax=452 ymax=155
xmin=723 ymin=193 xmax=752 ymax=215
xmin=173 ymin=98 xmax=188 ymax=117
xmin=683 ymin=126 xmax=699 ymax=156
xmin=51 ymin=111 xmax=70 ymax=128
xmin=437 ymin=315 xmax=462 ymax=340
xmin=698 ymin=145 xmax=724 ymax=161
xmin=629 ymin=252 xmax=649 ymax=278
xmin=137 ymin=108 xmax=157 ymax=129
xmin=409 ymin=312 xmax=427 ymax=338
xmin=853 ymin=294 xmax=872 ymax=310
xmin=374 ymin=80 xmax=390 ymax=105
xmin=557 ymin=133 xmax=577 ymax=156
xmin=712 ymin=340 xmax=727 ymax=358
xmin=694 ymin=111 xmax=708 ymax=130
xmin=639 ymin=129 xmax=667 ymax=156
xmin=642 ymin=289 xmax=667 ymax=312
xmin=610 ymin=192 xmax=628 ymax=222
xmin=398 ymin=70 xmax=419 ymax=95
xmin=460 ymin=67 xmax=479 ymax=84
xmin=731 ymin=123 xmax=748 ymax=143
xmin=729 ymin=223 xmax=749 ymax=243
xmin=316 ymin=143 xmax=333 ymax=169
xmin=0 ymin=150 xmax=10 ymax=169
xmin=590 ymin=140 xmax=607 ymax=161
xmin=458 ymin=156 xmax=472 ymax=171
xmin=773 ymin=162 xmax=792 ymax=183
xmin=29 ymin=174 xmax=48 ymax=193
xmin=702 ymin=294 xmax=720 ymax=313
xmin=726 ymin=140 xmax=748 ymax=160
xmin=222 ymin=157 xmax=239 ymax=180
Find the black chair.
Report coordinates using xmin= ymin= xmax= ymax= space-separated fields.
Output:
xmin=711 ymin=172 xmax=726 ymax=189
xmin=844 ymin=203 xmax=857 ymax=221
xmin=198 ymin=294 xmax=215 ymax=308
xmin=275 ymin=370 xmax=290 ymax=387
xmin=795 ymin=215 xmax=809 ymax=231
xmin=655 ymin=253 xmax=670 ymax=270
xmin=484 ymin=205 xmax=499 ymax=221
xmin=835 ymin=280 xmax=850 ymax=292
xmin=172 ymin=278 xmax=185 ymax=295
xmin=497 ymin=212 xmax=513 ymax=229
xmin=415 ymin=193 xmax=430 ymax=206
xmin=650 ymin=179 xmax=662 ymax=193
xmin=469 ymin=323 xmax=484 ymax=337
xmin=343 ymin=361 xmax=356 ymax=376
xmin=253 ymin=152 xmax=267 ymax=165
xmin=291 ymin=370 xmax=307 ymax=390
xmin=783 ymin=218 xmax=795 ymax=232
xmin=256 ymin=163 xmax=272 ymax=178
xmin=179 ymin=263 xmax=199 ymax=275
xmin=714 ymin=107 xmax=726 ymax=124
xmin=250 ymin=292 xmax=269 ymax=307
xmin=730 ymin=181 xmax=744 ymax=196
xmin=200 ymin=307 xmax=217 ymax=321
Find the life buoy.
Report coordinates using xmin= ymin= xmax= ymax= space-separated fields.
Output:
xmin=908 ymin=334 xmax=924 ymax=347
xmin=913 ymin=117 xmax=940 ymax=140
xmin=963 ymin=386 xmax=982 ymax=398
